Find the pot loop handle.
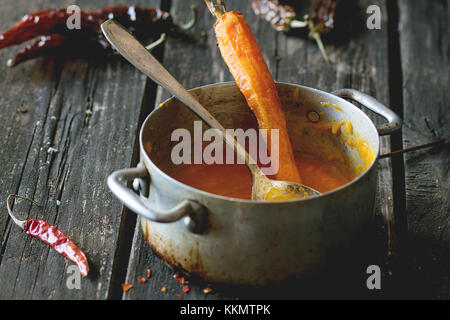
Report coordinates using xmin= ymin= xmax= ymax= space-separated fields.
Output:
xmin=332 ymin=89 xmax=402 ymax=136
xmin=107 ymin=163 xmax=208 ymax=234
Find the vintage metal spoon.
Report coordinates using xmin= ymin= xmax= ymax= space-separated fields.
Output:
xmin=101 ymin=20 xmax=320 ymax=200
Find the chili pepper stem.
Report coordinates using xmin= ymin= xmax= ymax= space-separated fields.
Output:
xmin=204 ymin=0 xmax=215 ymax=16
xmin=218 ymin=0 xmax=227 ymax=11
xmin=6 ymin=58 xmax=15 ymax=68
xmin=6 ymin=194 xmax=39 ymax=230
xmin=310 ymin=30 xmax=330 ymax=64
xmin=286 ymin=14 xmax=331 ymax=64
xmin=288 ymin=20 xmax=309 ymax=29
xmin=145 ymin=33 xmax=166 ymax=51
xmin=179 ymin=6 xmax=198 ymax=31
xmin=204 ymin=0 xmax=226 ymax=19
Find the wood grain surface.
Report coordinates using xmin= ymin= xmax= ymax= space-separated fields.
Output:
xmin=0 ymin=0 xmax=447 ymax=299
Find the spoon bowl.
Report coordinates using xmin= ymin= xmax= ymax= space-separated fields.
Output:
xmin=252 ymin=173 xmax=320 ymax=201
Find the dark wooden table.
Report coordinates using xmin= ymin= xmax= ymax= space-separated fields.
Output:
xmin=0 ymin=0 xmax=448 ymax=300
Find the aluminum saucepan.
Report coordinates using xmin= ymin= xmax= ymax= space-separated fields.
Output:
xmin=107 ymin=82 xmax=401 ymax=286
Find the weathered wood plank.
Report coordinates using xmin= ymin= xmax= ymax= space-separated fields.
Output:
xmin=397 ymin=0 xmax=449 ymax=299
xmin=0 ymin=0 xmax=160 ymax=299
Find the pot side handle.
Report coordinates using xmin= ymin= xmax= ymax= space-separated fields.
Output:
xmin=332 ymin=89 xmax=402 ymax=136
xmin=107 ymin=163 xmax=208 ymax=234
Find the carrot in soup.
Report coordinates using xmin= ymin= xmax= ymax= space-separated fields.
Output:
xmin=206 ymin=4 xmax=301 ymax=184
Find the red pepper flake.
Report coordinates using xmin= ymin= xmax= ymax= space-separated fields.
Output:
xmin=176 ymin=294 xmax=183 ymax=299
xmin=121 ymin=283 xmax=133 ymax=292
xmin=203 ymin=287 xmax=212 ymax=294
xmin=147 ymin=268 xmax=152 ymax=278
xmin=182 ymin=285 xmax=190 ymax=293
xmin=137 ymin=276 xmax=147 ymax=283
xmin=173 ymin=273 xmax=185 ymax=284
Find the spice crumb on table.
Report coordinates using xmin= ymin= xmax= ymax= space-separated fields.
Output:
xmin=203 ymin=287 xmax=213 ymax=294
xmin=121 ymin=283 xmax=133 ymax=292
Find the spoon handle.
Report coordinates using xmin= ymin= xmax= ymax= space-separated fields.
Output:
xmin=101 ymin=20 xmax=261 ymax=176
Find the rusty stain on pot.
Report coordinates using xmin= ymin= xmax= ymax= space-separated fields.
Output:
xmin=142 ymin=218 xmax=208 ymax=278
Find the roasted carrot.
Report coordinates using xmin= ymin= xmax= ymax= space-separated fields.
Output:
xmin=206 ymin=3 xmax=301 ymax=183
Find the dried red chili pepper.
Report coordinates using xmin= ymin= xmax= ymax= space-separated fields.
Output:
xmin=252 ymin=0 xmax=342 ymax=63
xmin=9 ymin=34 xmax=69 ymax=67
xmin=251 ymin=0 xmax=297 ymax=32
xmin=310 ymin=0 xmax=342 ymax=34
xmin=6 ymin=194 xmax=89 ymax=277
xmin=0 ymin=5 xmax=197 ymax=67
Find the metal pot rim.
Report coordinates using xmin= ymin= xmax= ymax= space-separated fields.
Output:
xmin=139 ymin=81 xmax=382 ymax=204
